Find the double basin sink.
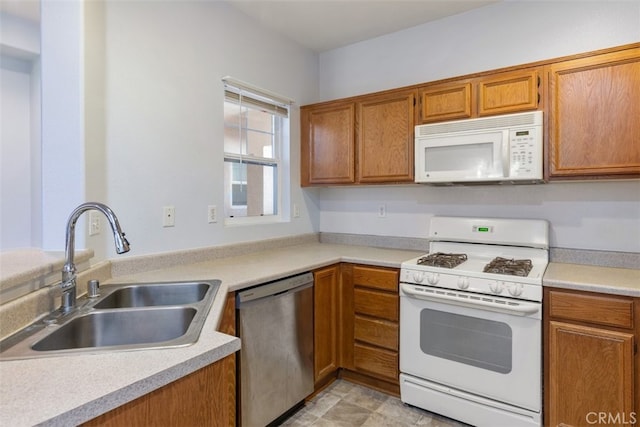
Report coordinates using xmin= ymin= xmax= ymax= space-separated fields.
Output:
xmin=0 ymin=279 xmax=220 ymax=360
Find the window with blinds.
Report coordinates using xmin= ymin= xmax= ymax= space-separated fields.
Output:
xmin=223 ymin=79 xmax=290 ymax=221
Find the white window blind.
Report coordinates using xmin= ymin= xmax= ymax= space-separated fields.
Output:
xmin=222 ymin=78 xmax=291 ymax=221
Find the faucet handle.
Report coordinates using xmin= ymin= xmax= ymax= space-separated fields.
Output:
xmin=87 ymin=279 xmax=100 ymax=298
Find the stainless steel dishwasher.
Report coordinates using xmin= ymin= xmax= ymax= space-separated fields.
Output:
xmin=236 ymin=272 xmax=314 ymax=427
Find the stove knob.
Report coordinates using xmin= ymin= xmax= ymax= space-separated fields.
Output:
xmin=427 ymin=273 xmax=440 ymax=285
xmin=457 ymin=277 xmax=470 ymax=290
xmin=489 ymin=281 xmax=504 ymax=294
xmin=507 ymin=282 xmax=524 ymax=297
xmin=413 ymin=271 xmax=425 ymax=283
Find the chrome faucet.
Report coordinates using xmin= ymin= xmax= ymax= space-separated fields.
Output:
xmin=60 ymin=202 xmax=130 ymax=313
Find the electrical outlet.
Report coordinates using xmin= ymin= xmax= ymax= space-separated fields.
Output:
xmin=89 ymin=211 xmax=101 ymax=236
xmin=377 ymin=204 xmax=386 ymax=218
xmin=293 ymin=204 xmax=300 ymax=218
xmin=207 ymin=205 xmax=217 ymax=223
xmin=163 ymin=206 xmax=175 ymax=227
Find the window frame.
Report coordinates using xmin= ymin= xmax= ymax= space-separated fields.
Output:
xmin=222 ymin=78 xmax=291 ymax=226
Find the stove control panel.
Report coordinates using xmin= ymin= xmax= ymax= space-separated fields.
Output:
xmin=400 ymin=268 xmax=542 ymax=302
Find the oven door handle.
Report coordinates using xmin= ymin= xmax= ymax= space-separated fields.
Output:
xmin=401 ymin=284 xmax=540 ymax=316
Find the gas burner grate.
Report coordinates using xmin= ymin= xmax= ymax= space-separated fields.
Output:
xmin=484 ymin=257 xmax=533 ymax=277
xmin=417 ymin=252 xmax=468 ymax=269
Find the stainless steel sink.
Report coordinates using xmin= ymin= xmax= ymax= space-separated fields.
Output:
xmin=32 ymin=308 xmax=197 ymax=351
xmin=94 ymin=282 xmax=210 ymax=309
xmin=0 ymin=279 xmax=220 ymax=360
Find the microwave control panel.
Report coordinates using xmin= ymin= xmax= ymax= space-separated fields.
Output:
xmin=509 ymin=128 xmax=541 ymax=178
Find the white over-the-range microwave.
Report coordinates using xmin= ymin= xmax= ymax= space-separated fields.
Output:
xmin=415 ymin=111 xmax=543 ymax=185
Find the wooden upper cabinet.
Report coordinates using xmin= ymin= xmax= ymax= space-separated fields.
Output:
xmin=356 ymin=90 xmax=416 ymax=183
xmin=477 ymin=69 xmax=540 ymax=116
xmin=301 ymin=89 xmax=415 ymax=186
xmin=301 ymin=102 xmax=355 ymax=186
xmin=547 ymin=47 xmax=640 ymax=179
xmin=418 ymin=82 xmax=472 ymax=123
xmin=417 ymin=68 xmax=541 ymax=124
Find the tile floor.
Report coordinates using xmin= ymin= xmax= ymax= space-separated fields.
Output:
xmin=280 ymin=379 xmax=471 ymax=427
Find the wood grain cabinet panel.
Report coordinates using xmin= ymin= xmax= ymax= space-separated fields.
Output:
xmin=342 ymin=263 xmax=401 ymax=393
xmin=352 ymin=265 xmax=399 ymax=292
xmin=313 ymin=264 xmax=341 ymax=386
xmin=418 ymin=82 xmax=472 ymax=123
xmin=354 ymin=288 xmax=398 ymax=322
xmin=548 ymin=290 xmax=633 ymax=329
xmin=356 ymin=90 xmax=415 ymax=183
xmin=477 ymin=69 xmax=540 ymax=116
xmin=301 ymin=90 xmax=415 ymax=186
xmin=544 ymin=287 xmax=638 ymax=427
xmin=83 ymin=354 xmax=236 ymax=427
xmin=301 ymin=102 xmax=355 ymax=186
xmin=548 ymin=321 xmax=634 ymax=427
xmin=354 ymin=343 xmax=399 ymax=382
xmin=547 ymin=47 xmax=640 ymax=178
xmin=354 ymin=315 xmax=398 ymax=351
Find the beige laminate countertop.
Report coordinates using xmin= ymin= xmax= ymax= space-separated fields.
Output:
xmin=0 ymin=243 xmax=421 ymax=427
xmin=543 ymin=262 xmax=640 ymax=297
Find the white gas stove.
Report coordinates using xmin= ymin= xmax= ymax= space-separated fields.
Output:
xmin=401 ymin=216 xmax=548 ymax=301
xmin=399 ymin=216 xmax=549 ymax=427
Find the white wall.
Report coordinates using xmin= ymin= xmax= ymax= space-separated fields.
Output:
xmin=316 ymin=1 xmax=640 ymax=253
xmin=96 ymin=1 xmax=319 ymax=258
xmin=40 ymin=0 xmax=86 ymax=251
xmin=318 ymin=1 xmax=640 ymax=100
xmin=0 ymin=11 xmax=40 ymax=250
xmin=1 ymin=58 xmax=32 ymax=248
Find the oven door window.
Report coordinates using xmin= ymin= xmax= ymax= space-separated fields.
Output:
xmin=420 ymin=308 xmax=512 ymax=374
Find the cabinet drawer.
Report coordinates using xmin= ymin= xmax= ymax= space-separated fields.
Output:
xmin=354 ymin=288 xmax=398 ymax=322
xmin=548 ymin=290 xmax=633 ymax=329
xmin=352 ymin=266 xmax=398 ymax=292
xmin=354 ymin=315 xmax=398 ymax=351
xmin=354 ymin=343 xmax=398 ymax=382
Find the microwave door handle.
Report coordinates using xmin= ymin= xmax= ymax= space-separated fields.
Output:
xmin=502 ymin=130 xmax=510 ymax=178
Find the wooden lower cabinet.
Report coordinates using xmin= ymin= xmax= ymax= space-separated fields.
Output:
xmin=84 ymin=293 xmax=237 ymax=427
xmin=84 ymin=353 xmax=236 ymax=427
xmin=342 ymin=264 xmax=400 ymax=395
xmin=313 ymin=264 xmax=341 ymax=388
xmin=312 ymin=263 xmax=401 ymax=396
xmin=544 ymin=288 xmax=638 ymax=427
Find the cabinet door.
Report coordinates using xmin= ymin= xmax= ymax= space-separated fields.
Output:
xmin=547 ymin=48 xmax=640 ymax=178
xmin=357 ymin=90 xmax=415 ymax=183
xmin=83 ymin=354 xmax=236 ymax=427
xmin=418 ymin=82 xmax=472 ymax=123
xmin=301 ymin=103 xmax=355 ymax=186
xmin=477 ymin=69 xmax=540 ymax=116
xmin=313 ymin=265 xmax=340 ymax=385
xmin=548 ymin=321 xmax=634 ymax=427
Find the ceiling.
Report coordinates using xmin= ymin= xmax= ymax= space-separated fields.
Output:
xmin=226 ymin=0 xmax=499 ymax=52
xmin=0 ymin=0 xmax=499 ymax=53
